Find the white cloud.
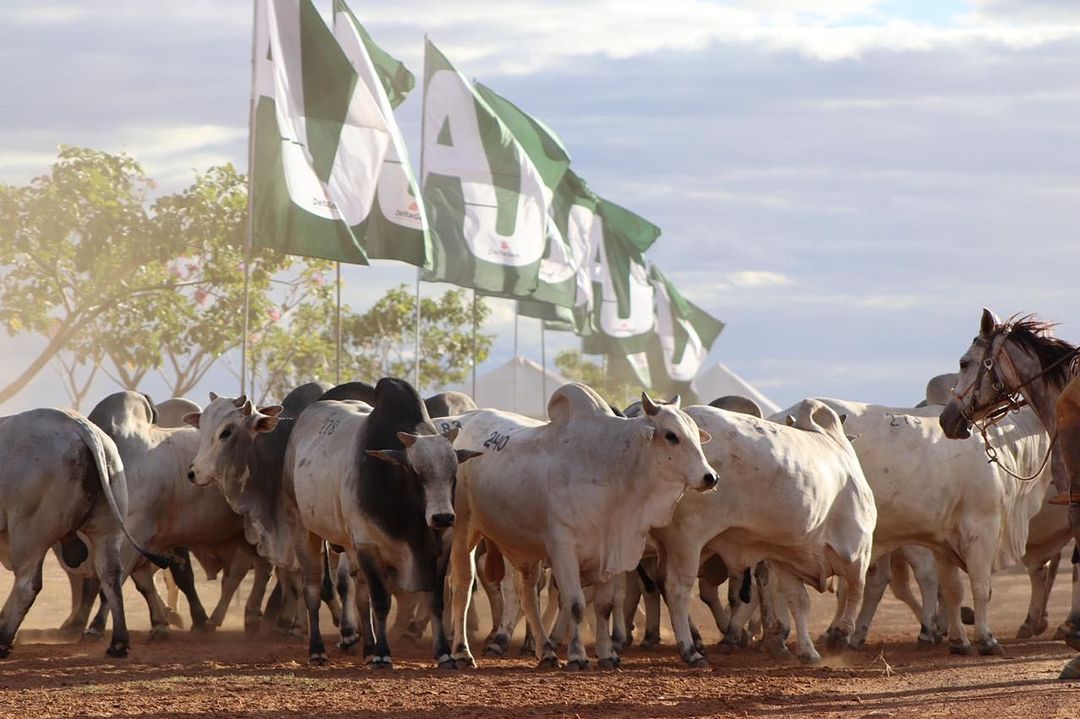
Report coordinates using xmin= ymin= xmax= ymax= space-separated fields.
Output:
xmin=725 ymin=271 xmax=793 ymax=288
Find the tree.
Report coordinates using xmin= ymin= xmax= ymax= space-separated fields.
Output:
xmin=248 ymin=284 xmax=494 ymax=404
xmin=0 ymin=146 xmax=180 ymax=404
xmin=554 ymin=349 xmax=644 ymax=409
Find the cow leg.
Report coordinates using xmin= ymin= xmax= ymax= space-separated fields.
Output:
xmin=0 ymin=546 xmax=47 ymax=658
xmin=84 ymin=591 xmax=109 ymax=639
xmin=622 ymin=569 xmax=642 ymax=645
xmin=825 ymin=555 xmax=867 ymax=653
xmin=592 ymin=578 xmax=619 ymax=668
xmin=448 ymin=530 xmax=479 ymax=668
xmin=426 ymin=548 xmax=454 ymax=670
xmin=358 ymin=554 xmax=392 ymax=669
xmin=296 ymin=534 xmax=329 ymax=665
xmin=889 ymin=550 xmax=936 ymax=644
xmin=59 ymin=575 xmax=99 ymax=639
xmin=334 ymin=555 xmax=361 ymax=654
xmin=167 ymin=549 xmax=210 ymax=633
xmin=907 ymin=551 xmax=942 ymax=644
xmin=774 ymin=568 xmax=819 ymax=665
xmin=353 ymin=571 xmax=374 ymax=659
xmin=514 ymin=562 xmax=558 ymax=668
xmin=610 ymin=573 xmax=628 ymax=652
xmin=720 ymin=584 xmax=756 ymax=652
xmin=130 ymin=564 xmax=172 ymax=640
xmin=963 ymin=536 xmax=1003 ymax=655
xmin=484 ymin=564 xmax=521 ymax=658
xmin=90 ymin=533 xmax=131 ymax=659
xmin=642 ymin=576 xmax=662 ymax=648
xmin=936 ymin=557 xmax=972 ymax=655
xmin=208 ymin=552 xmax=251 ymax=630
xmin=242 ymin=558 xmax=272 ymax=637
xmin=755 ymin=561 xmax=791 ymax=660
xmin=546 ymin=547 xmax=589 ymax=670
xmin=162 ymin=570 xmax=183 ymax=628
xmin=661 ymin=538 xmax=708 ymax=667
xmin=851 ymin=558 xmax=889 ymax=648
xmin=1020 ymin=555 xmax=1056 ymax=638
xmin=698 ymin=576 xmax=731 ymax=639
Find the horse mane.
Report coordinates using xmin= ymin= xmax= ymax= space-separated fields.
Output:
xmin=1003 ymin=314 xmax=1077 ymax=390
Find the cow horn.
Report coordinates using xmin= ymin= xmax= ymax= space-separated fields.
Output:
xmin=667 ymin=394 xmax=681 ymax=409
xmin=641 ymin=392 xmax=660 ymax=416
xmin=233 ymin=395 xmax=248 ymax=408
xmin=209 ymin=392 xmax=219 ymax=402
xmin=240 ymin=400 xmax=253 ymax=416
xmin=396 ymin=431 xmax=419 ymax=448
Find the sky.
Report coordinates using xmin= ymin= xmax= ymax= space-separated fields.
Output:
xmin=1 ymin=0 xmax=1079 ymax=413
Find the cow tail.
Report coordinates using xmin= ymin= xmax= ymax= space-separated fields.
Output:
xmin=739 ymin=568 xmax=752 ymax=604
xmin=321 ymin=544 xmax=336 ymax=603
xmin=71 ymin=414 xmax=171 ymax=570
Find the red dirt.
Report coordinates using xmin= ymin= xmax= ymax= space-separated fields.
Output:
xmin=1 ymin=556 xmax=1079 ymax=718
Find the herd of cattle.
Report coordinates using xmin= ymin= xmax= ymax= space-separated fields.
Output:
xmin=3 ymin=308 xmax=1080 ymax=680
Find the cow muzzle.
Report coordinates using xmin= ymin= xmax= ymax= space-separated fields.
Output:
xmin=430 ymin=513 xmax=455 ymax=529
xmin=700 ymin=472 xmax=719 ymax=491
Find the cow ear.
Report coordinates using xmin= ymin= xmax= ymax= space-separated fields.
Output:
xmin=258 ymin=405 xmax=284 ymax=417
xmin=668 ymin=394 xmax=681 ymax=409
xmin=250 ymin=413 xmax=279 ymax=434
xmin=366 ymin=449 xmax=406 ymax=466
xmin=980 ymin=307 xmax=999 ymax=337
xmin=455 ymin=449 xmax=482 ymax=464
xmin=209 ymin=392 xmax=219 ymax=402
xmin=698 ymin=428 xmax=711 ymax=444
xmin=233 ymin=395 xmax=248 ymax=408
xmin=183 ymin=412 xmax=201 ymax=429
xmin=396 ymin=432 xmax=419 ymax=448
xmin=641 ymin=393 xmax=660 ymax=417
xmin=442 ymin=426 xmax=461 ymax=443
xmin=785 ymin=415 xmax=796 ymax=427
xmin=838 ymin=413 xmax=848 ymax=425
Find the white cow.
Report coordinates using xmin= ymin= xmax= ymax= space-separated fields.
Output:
xmin=654 ymin=399 xmax=877 ymax=666
xmin=447 ymin=385 xmax=718 ymax=670
xmin=795 ymin=399 xmax=1052 ymax=655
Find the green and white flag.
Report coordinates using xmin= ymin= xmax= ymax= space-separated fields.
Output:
xmin=421 ymin=40 xmax=552 ymax=296
xmin=649 ymin=265 xmax=724 ymax=383
xmin=251 ymin=0 xmax=427 ymax=266
xmin=587 ymin=198 xmax=661 ymax=354
xmin=332 ymin=0 xmax=430 ymax=267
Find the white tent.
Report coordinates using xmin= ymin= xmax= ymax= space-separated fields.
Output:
xmin=460 ymin=355 xmax=570 ymax=419
xmin=691 ymin=362 xmax=781 ymax=415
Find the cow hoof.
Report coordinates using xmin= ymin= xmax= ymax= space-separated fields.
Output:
xmin=564 ymin=658 xmax=590 ymax=671
xmin=597 ymin=656 xmax=621 ymax=670
xmin=762 ymin=635 xmax=792 ymax=661
xmin=960 ymin=606 xmax=975 ymax=626
xmin=917 ymin=635 xmax=937 ymax=648
xmin=641 ymin=634 xmax=660 ymax=649
xmin=949 ymin=640 xmax=975 ymax=656
xmin=337 ymin=634 xmax=361 ymax=655
xmin=244 ymin=620 xmax=262 ymax=638
xmin=1059 ymin=657 xmax=1080 ymax=680
xmin=106 ymin=642 xmax=129 ymax=659
xmin=147 ymin=627 xmax=170 ymax=643
xmin=80 ymin=629 xmax=103 ymax=643
xmin=797 ymin=651 xmax=822 ymax=666
xmin=737 ymin=629 xmax=751 ymax=648
xmin=166 ymin=608 xmax=185 ymax=629
xmin=370 ymin=656 xmax=393 ymax=670
xmin=0 ymin=645 xmax=11 ymax=659
xmin=309 ymin=653 xmax=329 ymax=666
xmin=483 ymin=635 xmax=509 ymax=658
xmin=436 ymin=654 xmax=457 ymax=671
xmin=825 ymin=629 xmax=851 ymax=653
xmin=716 ymin=641 xmax=737 ymax=655
xmin=687 ymin=656 xmax=710 ymax=669
xmin=482 ymin=645 xmax=503 ymax=658
xmin=978 ymin=638 xmax=1005 ymax=656
xmin=1064 ymin=631 xmax=1080 ymax=652
xmin=536 ymin=656 xmax=561 ymax=669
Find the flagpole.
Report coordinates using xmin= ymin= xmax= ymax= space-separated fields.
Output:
xmin=241 ymin=0 xmax=259 ymax=398
xmin=471 ymin=289 xmax=478 ymax=401
xmin=335 ymin=262 xmax=342 ymax=384
xmin=415 ymin=34 xmax=430 ymax=394
xmin=540 ymin=319 xmax=547 ymax=408
xmin=512 ymin=304 xmax=519 ymax=413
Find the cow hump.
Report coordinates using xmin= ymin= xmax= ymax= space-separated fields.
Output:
xmin=546 ymin=383 xmax=614 ymax=425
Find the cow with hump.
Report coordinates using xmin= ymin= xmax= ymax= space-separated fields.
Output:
xmin=653 ymin=399 xmax=876 ymax=666
xmin=447 ymin=384 xmax=718 ymax=670
xmin=187 ymin=378 xmax=477 ymax=667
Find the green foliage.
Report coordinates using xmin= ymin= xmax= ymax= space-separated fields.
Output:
xmin=251 ymin=283 xmax=494 ymax=403
xmin=554 ymin=349 xmax=643 ymax=409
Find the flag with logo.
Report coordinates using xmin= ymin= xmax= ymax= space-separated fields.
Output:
xmin=648 ymin=265 xmax=724 ymax=383
xmin=421 ymin=40 xmax=553 ymax=297
xmin=332 ymin=0 xmax=430 ymax=267
xmin=250 ymin=0 xmax=428 ymax=266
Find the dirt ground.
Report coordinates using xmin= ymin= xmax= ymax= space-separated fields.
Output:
xmin=1 ymin=554 xmax=1079 ymax=718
